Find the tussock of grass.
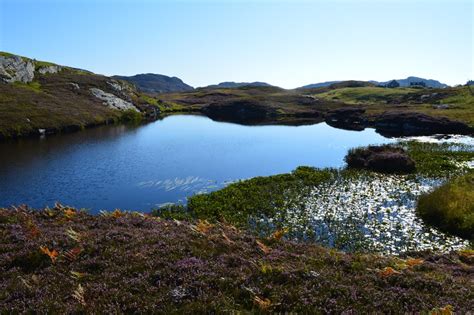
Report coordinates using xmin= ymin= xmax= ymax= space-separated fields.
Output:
xmin=417 ymin=172 xmax=474 ymax=240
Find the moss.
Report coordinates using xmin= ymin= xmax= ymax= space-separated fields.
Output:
xmin=417 ymin=172 xmax=474 ymax=240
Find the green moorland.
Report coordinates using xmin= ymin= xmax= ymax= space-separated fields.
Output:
xmin=0 ymin=70 xmax=124 ymax=138
xmin=1 ymin=51 xmax=474 ymax=137
xmin=159 ymin=83 xmax=474 ymax=128
xmin=0 ymin=52 xmax=163 ymax=138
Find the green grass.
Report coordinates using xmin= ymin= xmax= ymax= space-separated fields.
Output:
xmin=402 ymin=141 xmax=474 ymax=177
xmin=138 ymin=94 xmax=159 ymax=106
xmin=0 ymin=51 xmax=17 ymax=58
xmin=119 ymin=109 xmax=143 ymax=123
xmin=157 ymin=142 xmax=473 ymax=243
xmin=417 ymin=172 xmax=474 ymax=240
xmin=159 ymin=167 xmax=336 ymax=233
xmin=158 ymin=101 xmax=187 ymax=113
xmin=0 ymin=72 xmax=124 ymax=138
xmin=34 ymin=60 xmax=57 ymax=69
xmin=314 ymin=86 xmax=417 ymax=104
xmin=12 ymin=81 xmax=42 ymax=93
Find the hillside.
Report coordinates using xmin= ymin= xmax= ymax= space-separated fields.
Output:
xmin=113 ymin=73 xmax=194 ymax=93
xmin=0 ymin=52 xmax=161 ymax=138
xmin=300 ymin=77 xmax=448 ymax=89
xmin=159 ymin=83 xmax=474 ymax=135
xmin=0 ymin=52 xmax=472 ymax=139
xmin=373 ymin=76 xmax=449 ymax=88
xmin=204 ymin=81 xmax=274 ymax=89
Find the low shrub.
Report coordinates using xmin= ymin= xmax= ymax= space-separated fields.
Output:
xmin=417 ymin=172 xmax=474 ymax=240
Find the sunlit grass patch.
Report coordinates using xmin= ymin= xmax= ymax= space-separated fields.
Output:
xmin=417 ymin=172 xmax=474 ymax=240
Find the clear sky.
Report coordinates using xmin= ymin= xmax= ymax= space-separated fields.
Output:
xmin=0 ymin=0 xmax=472 ymax=88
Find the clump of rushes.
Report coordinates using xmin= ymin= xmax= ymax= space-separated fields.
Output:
xmin=345 ymin=145 xmax=416 ymax=174
xmin=417 ymin=172 xmax=474 ymax=240
xmin=1 ymin=205 xmax=473 ymax=313
xmin=119 ymin=109 xmax=143 ymax=123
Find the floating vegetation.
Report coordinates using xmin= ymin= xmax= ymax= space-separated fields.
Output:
xmin=182 ymin=142 xmax=474 ymax=254
xmin=274 ymin=173 xmax=470 ymax=254
xmin=136 ymin=176 xmax=224 ymax=195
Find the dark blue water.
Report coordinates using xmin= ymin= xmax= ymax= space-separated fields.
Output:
xmin=0 ymin=115 xmax=393 ymax=212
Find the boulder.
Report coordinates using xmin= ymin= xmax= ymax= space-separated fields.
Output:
xmin=90 ymin=88 xmax=139 ymax=112
xmin=345 ymin=145 xmax=416 ymax=174
xmin=0 ymin=55 xmax=34 ymax=83
xmin=37 ymin=65 xmax=62 ymax=74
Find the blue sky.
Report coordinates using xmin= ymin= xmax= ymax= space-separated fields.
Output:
xmin=0 ymin=0 xmax=472 ymax=88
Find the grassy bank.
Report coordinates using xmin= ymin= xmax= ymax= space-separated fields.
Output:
xmin=417 ymin=172 xmax=474 ymax=240
xmin=1 ymin=206 xmax=473 ymax=313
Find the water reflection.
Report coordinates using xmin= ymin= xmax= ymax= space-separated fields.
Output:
xmin=0 ymin=115 xmax=395 ymax=212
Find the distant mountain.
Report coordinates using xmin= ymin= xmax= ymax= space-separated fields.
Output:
xmin=299 ymin=81 xmax=341 ymax=89
xmin=374 ymin=76 xmax=448 ymax=88
xmin=112 ymin=73 xmax=194 ymax=93
xmin=205 ymin=81 xmax=273 ymax=89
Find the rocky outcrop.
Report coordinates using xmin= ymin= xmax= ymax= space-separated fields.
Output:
xmin=37 ymin=65 xmax=62 ymax=74
xmin=0 ymin=55 xmax=34 ymax=83
xmin=373 ymin=112 xmax=472 ymax=137
xmin=68 ymin=83 xmax=80 ymax=90
xmin=107 ymin=80 xmax=124 ymax=92
xmin=325 ymin=107 xmax=367 ymax=131
xmin=345 ymin=145 xmax=416 ymax=174
xmin=90 ymin=88 xmax=138 ymax=112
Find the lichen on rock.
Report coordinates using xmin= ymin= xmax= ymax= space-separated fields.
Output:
xmin=0 ymin=55 xmax=35 ymax=83
xmin=90 ymin=87 xmax=138 ymax=111
xmin=37 ymin=65 xmax=62 ymax=75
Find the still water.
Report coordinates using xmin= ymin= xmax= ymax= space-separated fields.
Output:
xmin=0 ymin=115 xmax=394 ymax=212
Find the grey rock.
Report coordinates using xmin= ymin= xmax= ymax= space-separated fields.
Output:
xmin=106 ymin=80 xmax=123 ymax=92
xmin=90 ymin=88 xmax=138 ymax=111
xmin=37 ymin=65 xmax=62 ymax=74
xmin=68 ymin=83 xmax=80 ymax=90
xmin=432 ymin=104 xmax=450 ymax=109
xmin=0 ymin=55 xmax=35 ymax=83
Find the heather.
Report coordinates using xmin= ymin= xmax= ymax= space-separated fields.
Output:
xmin=1 ymin=205 xmax=473 ymax=313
